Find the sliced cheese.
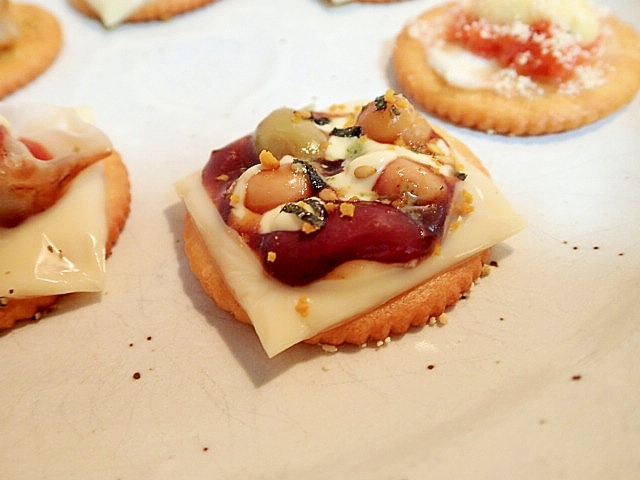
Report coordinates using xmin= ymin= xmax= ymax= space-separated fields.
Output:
xmin=84 ymin=0 xmax=149 ymax=27
xmin=0 ymin=163 xmax=107 ymax=297
xmin=176 ymin=143 xmax=525 ymax=357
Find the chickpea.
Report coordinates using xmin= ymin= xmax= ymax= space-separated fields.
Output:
xmin=356 ymin=93 xmax=433 ymax=152
xmin=374 ymin=157 xmax=447 ymax=205
xmin=244 ymin=163 xmax=311 ymax=214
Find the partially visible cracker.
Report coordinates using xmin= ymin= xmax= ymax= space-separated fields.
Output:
xmin=0 ymin=3 xmax=62 ymax=99
xmin=0 ymin=153 xmax=131 ymax=330
xmin=69 ymin=0 xmax=216 ymax=25
xmin=392 ymin=3 xmax=640 ymax=135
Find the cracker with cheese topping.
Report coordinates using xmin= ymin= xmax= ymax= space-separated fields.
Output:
xmin=176 ymin=92 xmax=525 ymax=357
xmin=392 ymin=0 xmax=640 ymax=135
xmin=0 ymin=104 xmax=130 ymax=330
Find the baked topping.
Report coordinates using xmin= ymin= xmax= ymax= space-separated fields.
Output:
xmin=0 ymin=104 xmax=113 ymax=228
xmin=201 ymin=92 xmax=469 ymax=286
xmin=409 ymin=0 xmax=607 ymax=96
xmin=448 ymin=8 xmax=600 ymax=82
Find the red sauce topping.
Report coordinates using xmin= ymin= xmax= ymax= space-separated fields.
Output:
xmin=448 ymin=13 xmax=597 ymax=82
xmin=202 ymin=135 xmax=457 ymax=287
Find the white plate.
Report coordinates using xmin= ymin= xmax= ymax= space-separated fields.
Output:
xmin=2 ymin=1 xmax=639 ymax=478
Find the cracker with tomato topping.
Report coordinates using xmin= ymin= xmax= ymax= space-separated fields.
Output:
xmin=392 ymin=1 xmax=640 ymax=135
xmin=176 ymin=92 xmax=525 ymax=357
xmin=0 ymin=2 xmax=62 ymax=100
xmin=69 ymin=0 xmax=216 ymax=28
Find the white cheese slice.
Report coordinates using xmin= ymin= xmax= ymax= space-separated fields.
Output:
xmin=0 ymin=163 xmax=107 ymax=297
xmin=84 ymin=0 xmax=149 ymax=27
xmin=176 ymin=146 xmax=526 ymax=357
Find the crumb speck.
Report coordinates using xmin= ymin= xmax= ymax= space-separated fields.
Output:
xmin=427 ymin=364 xmax=435 ymax=370
xmin=320 ymin=344 xmax=338 ymax=353
xmin=572 ymin=374 xmax=582 ymax=381
xmin=322 ymin=364 xmax=331 ymax=372
xmin=146 ymin=336 xmax=152 ymax=341
xmin=129 ymin=343 xmax=134 ymax=347
xmin=436 ymin=313 xmax=448 ymax=326
xmin=489 ymin=260 xmax=498 ymax=267
xmin=132 ymin=372 xmax=141 ymax=380
xmin=202 ymin=447 xmax=209 ymax=452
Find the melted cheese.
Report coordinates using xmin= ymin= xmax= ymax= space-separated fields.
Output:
xmin=426 ymin=42 xmax=544 ymax=97
xmin=176 ymin=137 xmax=525 ymax=357
xmin=84 ymin=0 xmax=149 ymax=27
xmin=0 ymin=163 xmax=107 ymax=297
xmin=468 ymin=0 xmax=600 ymax=45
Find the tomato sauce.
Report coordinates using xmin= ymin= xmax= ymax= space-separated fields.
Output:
xmin=448 ymin=13 xmax=597 ymax=82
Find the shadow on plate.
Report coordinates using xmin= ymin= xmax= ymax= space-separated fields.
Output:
xmin=164 ymin=201 xmax=329 ymax=387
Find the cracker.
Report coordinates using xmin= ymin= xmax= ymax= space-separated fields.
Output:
xmin=0 ymin=3 xmax=62 ymax=100
xmin=0 ymin=152 xmax=131 ymax=330
xmin=392 ymin=2 xmax=640 ymax=135
xmin=69 ymin=0 xmax=216 ymax=25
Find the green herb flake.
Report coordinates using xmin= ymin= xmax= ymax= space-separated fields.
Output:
xmin=330 ymin=126 xmax=362 ymax=138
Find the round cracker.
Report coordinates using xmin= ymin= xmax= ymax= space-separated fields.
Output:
xmin=0 ymin=152 xmax=131 ymax=330
xmin=0 ymin=3 xmax=62 ymax=100
xmin=69 ymin=0 xmax=216 ymax=25
xmin=392 ymin=2 xmax=640 ymax=135
xmin=182 ymin=125 xmax=494 ymax=348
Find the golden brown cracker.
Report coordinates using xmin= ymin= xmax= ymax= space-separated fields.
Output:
xmin=0 ymin=3 xmax=62 ymax=100
xmin=0 ymin=153 xmax=131 ymax=330
xmin=69 ymin=0 xmax=216 ymax=25
xmin=392 ymin=2 xmax=640 ymax=135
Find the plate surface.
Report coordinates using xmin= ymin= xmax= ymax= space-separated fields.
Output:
xmin=1 ymin=1 xmax=639 ymax=479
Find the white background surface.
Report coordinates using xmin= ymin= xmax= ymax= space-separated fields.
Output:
xmin=2 ymin=1 xmax=639 ymax=478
